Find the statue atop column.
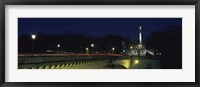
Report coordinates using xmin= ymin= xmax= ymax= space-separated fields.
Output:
xmin=125 ymin=25 xmax=154 ymax=56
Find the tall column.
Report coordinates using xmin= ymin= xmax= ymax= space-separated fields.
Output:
xmin=139 ymin=26 xmax=142 ymax=44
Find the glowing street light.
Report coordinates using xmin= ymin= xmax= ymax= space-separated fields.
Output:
xmin=31 ymin=34 xmax=36 ymax=56
xmin=90 ymin=44 xmax=94 ymax=54
xmin=91 ymin=44 xmax=94 ymax=47
xmin=57 ymin=44 xmax=60 ymax=48
xmin=134 ymin=59 xmax=139 ymax=65
xmin=130 ymin=46 xmax=133 ymax=49
xmin=86 ymin=47 xmax=89 ymax=54
xmin=31 ymin=34 xmax=36 ymax=40
xmin=123 ymin=50 xmax=125 ymax=52
xmin=112 ymin=47 xmax=115 ymax=51
xmin=112 ymin=47 xmax=115 ymax=54
xmin=57 ymin=44 xmax=61 ymax=53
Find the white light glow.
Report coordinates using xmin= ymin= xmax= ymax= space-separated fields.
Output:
xmin=31 ymin=34 xmax=36 ymax=40
xmin=112 ymin=47 xmax=115 ymax=51
xmin=134 ymin=59 xmax=139 ymax=65
xmin=91 ymin=44 xmax=94 ymax=47
xmin=57 ymin=44 xmax=60 ymax=48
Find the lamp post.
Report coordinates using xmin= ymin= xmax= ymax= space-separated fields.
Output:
xmin=86 ymin=47 xmax=89 ymax=54
xmin=57 ymin=44 xmax=60 ymax=48
xmin=134 ymin=59 xmax=139 ymax=65
xmin=112 ymin=47 xmax=115 ymax=54
xmin=31 ymin=34 xmax=36 ymax=56
xmin=91 ymin=44 xmax=94 ymax=47
xmin=91 ymin=44 xmax=94 ymax=54
xmin=130 ymin=46 xmax=133 ymax=49
xmin=57 ymin=44 xmax=60 ymax=53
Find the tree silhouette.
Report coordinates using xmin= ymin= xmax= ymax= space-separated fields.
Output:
xmin=146 ymin=26 xmax=182 ymax=69
xmin=18 ymin=32 xmax=132 ymax=54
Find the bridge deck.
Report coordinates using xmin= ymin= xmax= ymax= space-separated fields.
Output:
xmin=18 ymin=54 xmax=160 ymax=69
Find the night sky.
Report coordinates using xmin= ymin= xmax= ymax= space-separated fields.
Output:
xmin=18 ymin=18 xmax=182 ymax=42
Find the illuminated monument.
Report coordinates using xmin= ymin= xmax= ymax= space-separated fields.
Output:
xmin=137 ymin=26 xmax=144 ymax=49
xmin=124 ymin=26 xmax=160 ymax=69
xmin=125 ymin=26 xmax=154 ymax=56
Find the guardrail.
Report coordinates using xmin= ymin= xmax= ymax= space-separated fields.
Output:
xmin=18 ymin=54 xmax=123 ymax=64
xmin=18 ymin=58 xmax=112 ymax=69
xmin=18 ymin=54 xmax=125 ymax=69
xmin=18 ymin=54 xmax=160 ymax=69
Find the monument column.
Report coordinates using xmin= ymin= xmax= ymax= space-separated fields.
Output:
xmin=139 ymin=26 xmax=142 ymax=45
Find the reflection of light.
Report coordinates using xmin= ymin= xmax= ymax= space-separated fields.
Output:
xmin=114 ymin=59 xmax=130 ymax=68
xmin=134 ymin=59 xmax=139 ymax=65
xmin=86 ymin=48 xmax=88 ymax=50
xmin=123 ymin=50 xmax=125 ymax=52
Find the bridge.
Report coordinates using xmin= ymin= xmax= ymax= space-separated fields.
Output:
xmin=18 ymin=54 xmax=160 ymax=69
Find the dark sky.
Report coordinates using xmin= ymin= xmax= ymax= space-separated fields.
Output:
xmin=18 ymin=18 xmax=182 ymax=42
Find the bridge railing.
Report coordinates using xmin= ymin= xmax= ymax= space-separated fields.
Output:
xmin=18 ymin=54 xmax=123 ymax=64
xmin=18 ymin=58 xmax=112 ymax=69
xmin=18 ymin=54 xmax=124 ymax=69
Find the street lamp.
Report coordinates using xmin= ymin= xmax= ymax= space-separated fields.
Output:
xmin=130 ymin=46 xmax=133 ymax=49
xmin=112 ymin=47 xmax=115 ymax=51
xmin=86 ymin=47 xmax=89 ymax=54
xmin=91 ymin=44 xmax=94 ymax=54
xmin=91 ymin=44 xmax=94 ymax=47
xmin=112 ymin=47 xmax=115 ymax=54
xmin=57 ymin=44 xmax=61 ymax=53
xmin=32 ymin=34 xmax=36 ymax=40
xmin=57 ymin=44 xmax=60 ymax=48
xmin=122 ymin=49 xmax=126 ymax=54
xmin=31 ymin=34 xmax=36 ymax=56
xmin=134 ymin=59 xmax=139 ymax=65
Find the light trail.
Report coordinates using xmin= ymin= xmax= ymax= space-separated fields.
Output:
xmin=18 ymin=53 xmax=123 ymax=57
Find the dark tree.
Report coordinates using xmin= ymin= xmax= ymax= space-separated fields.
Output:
xmin=18 ymin=32 xmax=132 ymax=54
xmin=146 ymin=26 xmax=182 ymax=69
